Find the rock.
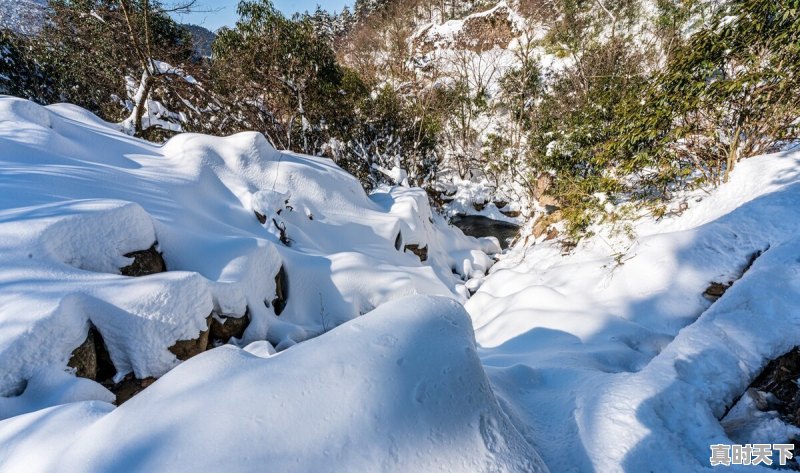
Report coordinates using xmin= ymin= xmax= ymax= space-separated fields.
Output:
xmin=703 ymin=281 xmax=731 ymax=300
xmin=493 ymin=200 xmax=509 ymax=209
xmin=254 ymin=210 xmax=266 ymax=224
xmin=538 ymin=195 xmax=559 ymax=208
xmin=500 ymin=209 xmax=521 ymax=218
xmin=533 ymin=210 xmax=564 ymax=238
xmin=404 ymin=244 xmax=428 ymax=262
xmin=111 ymin=374 xmax=157 ymax=405
xmin=120 ymin=244 xmax=166 ymax=276
xmin=545 ymin=228 xmax=559 ymax=241
xmin=533 ymin=173 xmax=553 ymax=199
xmin=472 ymin=201 xmax=486 ymax=211
xmin=67 ymin=326 xmax=116 ymax=382
xmin=272 ymin=265 xmax=288 ymax=316
xmin=209 ymin=310 xmax=251 ymax=346
xmin=168 ymin=315 xmax=212 ymax=361
xmin=68 ymin=329 xmax=97 ymax=380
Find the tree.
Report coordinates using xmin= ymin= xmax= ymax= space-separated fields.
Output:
xmin=212 ymin=0 xmax=349 ymax=152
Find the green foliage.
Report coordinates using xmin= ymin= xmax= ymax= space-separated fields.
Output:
xmin=610 ymin=0 xmax=800 ymax=194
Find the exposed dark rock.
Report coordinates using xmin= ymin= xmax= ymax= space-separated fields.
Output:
xmin=545 ymin=228 xmax=559 ymax=241
xmin=704 ymin=247 xmax=768 ymax=301
xmin=272 ymin=265 xmax=288 ymax=316
xmin=703 ymin=282 xmax=731 ymax=301
xmin=209 ymin=309 xmax=251 ymax=346
xmin=404 ymin=244 xmax=428 ymax=262
xmin=68 ymin=326 xmax=115 ymax=382
xmin=254 ymin=210 xmax=267 ymax=224
xmin=168 ymin=315 xmax=212 ymax=361
xmin=110 ymin=374 xmax=157 ymax=405
xmin=472 ymin=201 xmax=486 ymax=211
xmin=68 ymin=329 xmax=97 ymax=379
xmin=493 ymin=200 xmax=509 ymax=209
xmin=121 ymin=244 xmax=166 ymax=276
xmin=500 ymin=209 xmax=521 ymax=218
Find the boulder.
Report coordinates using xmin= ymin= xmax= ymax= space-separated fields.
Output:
xmin=272 ymin=265 xmax=289 ymax=316
xmin=168 ymin=315 xmax=212 ymax=361
xmin=111 ymin=374 xmax=157 ymax=405
xmin=67 ymin=326 xmax=116 ymax=382
xmin=120 ymin=244 xmax=166 ymax=276
xmin=404 ymin=244 xmax=428 ymax=262
xmin=703 ymin=282 xmax=731 ymax=301
xmin=67 ymin=330 xmax=97 ymax=380
xmin=209 ymin=310 xmax=251 ymax=346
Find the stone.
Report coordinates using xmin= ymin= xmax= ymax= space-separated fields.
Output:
xmin=538 ymin=195 xmax=559 ymax=208
xmin=68 ymin=329 xmax=97 ymax=380
xmin=254 ymin=210 xmax=267 ymax=224
xmin=209 ymin=310 xmax=251 ymax=346
xmin=703 ymin=282 xmax=731 ymax=301
xmin=272 ymin=265 xmax=288 ymax=315
xmin=67 ymin=326 xmax=116 ymax=382
xmin=111 ymin=374 xmax=157 ymax=405
xmin=120 ymin=244 xmax=166 ymax=276
xmin=404 ymin=244 xmax=428 ymax=262
xmin=168 ymin=315 xmax=212 ymax=361
xmin=533 ymin=173 xmax=553 ymax=199
xmin=545 ymin=228 xmax=559 ymax=241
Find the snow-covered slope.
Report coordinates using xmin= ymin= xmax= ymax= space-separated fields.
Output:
xmin=468 ymin=148 xmax=800 ymax=471
xmin=0 ymin=296 xmax=548 ymax=473
xmin=0 ymin=96 xmax=496 ymax=401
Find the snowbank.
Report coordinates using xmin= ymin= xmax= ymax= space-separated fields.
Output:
xmin=467 ymin=148 xmax=800 ymax=471
xmin=0 ymin=96 xmax=492 ymax=401
xmin=0 ymin=296 xmax=548 ymax=473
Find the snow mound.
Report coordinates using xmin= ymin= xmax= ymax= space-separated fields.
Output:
xmin=467 ymin=148 xmax=800 ymax=471
xmin=0 ymin=296 xmax=548 ymax=473
xmin=0 ymin=96 xmax=492 ymax=399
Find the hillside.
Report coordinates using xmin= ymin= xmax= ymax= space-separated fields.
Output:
xmin=1 ymin=0 xmax=800 ymax=471
xmin=0 ymin=94 xmax=799 ymax=471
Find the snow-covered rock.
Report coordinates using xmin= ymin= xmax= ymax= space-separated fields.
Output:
xmin=0 ymin=96 xmax=492 ymax=400
xmin=0 ymin=296 xmax=548 ymax=473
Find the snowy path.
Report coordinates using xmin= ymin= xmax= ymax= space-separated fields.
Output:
xmin=467 ymin=149 xmax=800 ymax=471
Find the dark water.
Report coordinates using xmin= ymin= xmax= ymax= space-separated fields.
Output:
xmin=451 ymin=215 xmax=520 ymax=249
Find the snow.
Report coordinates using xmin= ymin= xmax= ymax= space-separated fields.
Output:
xmin=468 ymin=148 xmax=800 ymax=471
xmin=0 ymin=296 xmax=547 ymax=473
xmin=0 ymin=96 xmax=493 ymax=398
xmin=2 ymin=92 xmax=800 ymax=472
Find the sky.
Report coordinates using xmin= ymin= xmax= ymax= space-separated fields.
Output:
xmin=171 ymin=0 xmax=352 ymax=31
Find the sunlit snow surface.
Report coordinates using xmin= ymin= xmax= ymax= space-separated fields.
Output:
xmin=2 ymin=95 xmax=800 ymax=472
xmin=468 ymin=147 xmax=800 ymax=471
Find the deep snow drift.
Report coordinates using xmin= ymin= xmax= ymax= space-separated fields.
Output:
xmin=468 ymin=148 xmax=800 ymax=471
xmin=2 ymin=94 xmax=800 ymax=472
xmin=0 ymin=296 xmax=547 ymax=473
xmin=0 ymin=96 xmax=496 ymax=407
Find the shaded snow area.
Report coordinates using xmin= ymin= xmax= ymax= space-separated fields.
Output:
xmin=468 ymin=148 xmax=800 ymax=471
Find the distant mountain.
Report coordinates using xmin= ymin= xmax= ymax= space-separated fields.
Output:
xmin=183 ymin=24 xmax=216 ymax=58
xmin=0 ymin=0 xmax=46 ymax=35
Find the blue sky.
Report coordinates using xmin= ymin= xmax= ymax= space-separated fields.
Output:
xmin=171 ymin=0 xmax=352 ymax=31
